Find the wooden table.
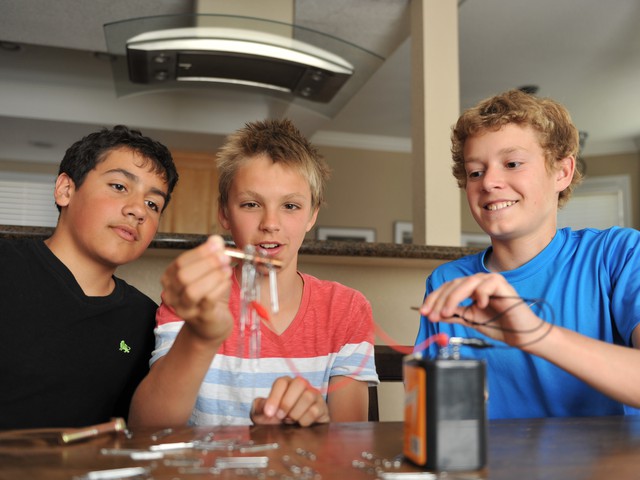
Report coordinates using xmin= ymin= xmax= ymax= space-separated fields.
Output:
xmin=1 ymin=416 xmax=640 ymax=479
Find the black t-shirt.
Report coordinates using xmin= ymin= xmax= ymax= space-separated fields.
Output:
xmin=0 ymin=238 xmax=156 ymax=429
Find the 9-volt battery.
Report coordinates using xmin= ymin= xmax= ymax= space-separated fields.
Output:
xmin=403 ymin=356 xmax=487 ymax=471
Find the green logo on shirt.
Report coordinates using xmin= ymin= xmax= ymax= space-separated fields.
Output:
xmin=119 ymin=340 xmax=131 ymax=353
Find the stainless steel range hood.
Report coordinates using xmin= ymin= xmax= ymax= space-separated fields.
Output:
xmin=104 ymin=14 xmax=384 ymax=118
xmin=126 ymin=27 xmax=354 ymax=103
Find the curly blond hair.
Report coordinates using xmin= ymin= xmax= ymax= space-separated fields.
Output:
xmin=451 ymin=89 xmax=582 ymax=207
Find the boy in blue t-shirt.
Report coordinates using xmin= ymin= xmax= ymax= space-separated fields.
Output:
xmin=415 ymin=89 xmax=640 ymax=418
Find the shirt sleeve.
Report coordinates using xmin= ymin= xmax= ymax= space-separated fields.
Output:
xmin=330 ymin=291 xmax=379 ymax=386
xmin=150 ymin=295 xmax=184 ymax=366
xmin=607 ymin=228 xmax=640 ymax=344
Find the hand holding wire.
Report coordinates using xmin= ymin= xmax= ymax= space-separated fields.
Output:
xmin=416 ymin=273 xmax=554 ymax=349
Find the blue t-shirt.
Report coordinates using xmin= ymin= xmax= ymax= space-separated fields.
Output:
xmin=415 ymin=227 xmax=640 ymax=419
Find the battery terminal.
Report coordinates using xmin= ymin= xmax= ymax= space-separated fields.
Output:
xmin=440 ymin=336 xmax=493 ymax=359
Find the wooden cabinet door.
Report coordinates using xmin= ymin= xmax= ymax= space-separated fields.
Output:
xmin=159 ymin=150 xmax=220 ymax=234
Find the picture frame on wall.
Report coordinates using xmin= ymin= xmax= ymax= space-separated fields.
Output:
xmin=394 ymin=221 xmax=413 ymax=244
xmin=316 ymin=227 xmax=376 ymax=242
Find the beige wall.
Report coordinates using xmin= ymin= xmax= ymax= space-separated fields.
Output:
xmin=313 ymin=146 xmax=414 ymax=243
xmin=0 ymin=159 xmax=57 ymax=175
xmin=314 ymin=146 xmax=640 ymax=240
xmin=583 ymin=151 xmax=640 ymax=228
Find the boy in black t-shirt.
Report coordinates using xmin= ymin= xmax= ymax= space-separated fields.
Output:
xmin=0 ymin=125 xmax=178 ymax=429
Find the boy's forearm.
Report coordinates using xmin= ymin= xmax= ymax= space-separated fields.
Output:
xmin=327 ymin=377 xmax=369 ymax=422
xmin=128 ymin=327 xmax=224 ymax=427
xmin=525 ymin=324 xmax=640 ymax=408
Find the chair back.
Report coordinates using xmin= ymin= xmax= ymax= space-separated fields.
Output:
xmin=368 ymin=345 xmax=408 ymax=421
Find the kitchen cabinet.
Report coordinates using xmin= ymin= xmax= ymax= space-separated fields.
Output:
xmin=158 ymin=150 xmax=220 ymax=234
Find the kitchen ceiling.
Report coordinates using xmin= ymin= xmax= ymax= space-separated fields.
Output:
xmin=1 ymin=0 xmax=639 ymax=165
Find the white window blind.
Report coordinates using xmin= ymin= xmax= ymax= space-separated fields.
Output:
xmin=558 ymin=175 xmax=630 ymax=229
xmin=0 ymin=172 xmax=58 ymax=227
xmin=461 ymin=175 xmax=632 ymax=246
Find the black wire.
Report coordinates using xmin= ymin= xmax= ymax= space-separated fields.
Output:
xmin=453 ymin=295 xmax=555 ymax=349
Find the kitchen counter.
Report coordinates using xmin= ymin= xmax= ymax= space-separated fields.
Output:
xmin=0 ymin=225 xmax=483 ymax=262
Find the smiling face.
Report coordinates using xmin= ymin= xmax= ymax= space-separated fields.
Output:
xmin=52 ymin=147 xmax=169 ymax=270
xmin=218 ymin=154 xmax=318 ymax=275
xmin=463 ymin=124 xmax=573 ymax=246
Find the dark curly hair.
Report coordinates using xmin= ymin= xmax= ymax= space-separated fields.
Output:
xmin=57 ymin=125 xmax=179 ymax=211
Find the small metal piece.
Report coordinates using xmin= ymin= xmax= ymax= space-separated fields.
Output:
xmin=130 ymin=451 xmax=164 ymax=460
xmin=193 ymin=438 xmax=239 ymax=451
xmin=215 ymin=456 xmax=269 ymax=469
xmin=149 ymin=441 xmax=194 ymax=451
xmin=295 ymin=447 xmax=317 ymax=461
xmin=60 ymin=418 xmax=127 ymax=444
xmin=149 ymin=427 xmax=173 ymax=441
xmin=449 ymin=336 xmax=493 ymax=348
xmin=239 ymin=245 xmax=263 ymax=360
xmin=378 ymin=473 xmax=437 ymax=479
xmin=238 ymin=442 xmax=280 ymax=453
xmin=281 ymin=454 xmax=321 ymax=479
xmin=100 ymin=448 xmax=137 ymax=456
xmin=164 ymin=458 xmax=204 ymax=467
xmin=197 ymin=431 xmax=215 ymax=442
xmin=351 ymin=459 xmax=380 ymax=476
xmin=101 ymin=447 xmax=165 ymax=460
xmin=359 ymin=450 xmax=401 ymax=470
xmin=226 ymin=248 xmax=283 ymax=268
xmin=73 ymin=466 xmax=151 ymax=480
xmin=268 ymin=264 xmax=279 ymax=314
xmin=178 ymin=466 xmax=222 ymax=475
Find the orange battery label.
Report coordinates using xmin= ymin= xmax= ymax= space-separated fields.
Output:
xmin=403 ymin=363 xmax=426 ymax=465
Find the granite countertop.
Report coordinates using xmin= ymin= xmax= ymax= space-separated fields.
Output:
xmin=0 ymin=225 xmax=483 ymax=261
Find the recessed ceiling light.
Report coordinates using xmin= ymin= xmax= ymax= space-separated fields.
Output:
xmin=0 ymin=41 xmax=22 ymax=52
xmin=93 ymin=51 xmax=116 ymax=62
xmin=518 ymin=85 xmax=539 ymax=95
xmin=28 ymin=140 xmax=54 ymax=149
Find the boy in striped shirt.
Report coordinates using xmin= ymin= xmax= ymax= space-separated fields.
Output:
xmin=130 ymin=119 xmax=378 ymax=427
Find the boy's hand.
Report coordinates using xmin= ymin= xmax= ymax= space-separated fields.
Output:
xmin=420 ymin=272 xmax=546 ymax=349
xmin=250 ymin=376 xmax=330 ymax=427
xmin=161 ymin=235 xmax=233 ymax=342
